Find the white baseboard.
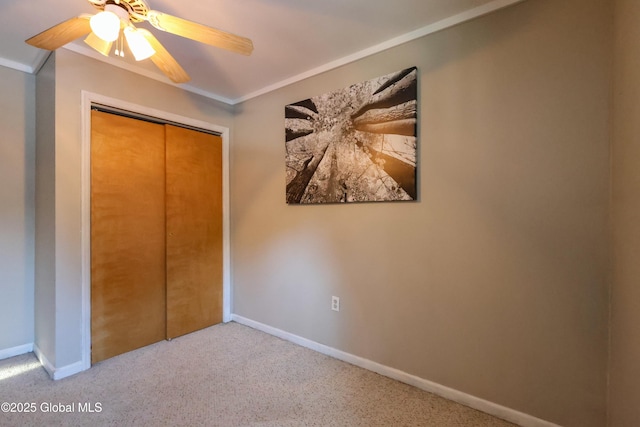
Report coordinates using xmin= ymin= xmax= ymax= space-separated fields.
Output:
xmin=51 ymin=360 xmax=85 ymax=380
xmin=33 ymin=343 xmax=54 ymax=378
xmin=231 ymin=314 xmax=561 ymax=427
xmin=0 ymin=343 xmax=34 ymax=360
xmin=33 ymin=344 xmax=86 ymax=380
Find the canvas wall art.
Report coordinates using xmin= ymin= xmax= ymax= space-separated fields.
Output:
xmin=285 ymin=66 xmax=418 ymax=204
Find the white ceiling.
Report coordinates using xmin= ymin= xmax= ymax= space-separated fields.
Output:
xmin=0 ymin=0 xmax=524 ymax=105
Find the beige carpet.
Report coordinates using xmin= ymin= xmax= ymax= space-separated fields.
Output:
xmin=0 ymin=322 xmax=517 ymax=426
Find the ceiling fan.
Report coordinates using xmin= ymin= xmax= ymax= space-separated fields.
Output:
xmin=25 ymin=0 xmax=254 ymax=84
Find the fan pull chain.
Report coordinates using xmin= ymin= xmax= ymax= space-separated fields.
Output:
xmin=114 ymin=31 xmax=125 ymax=58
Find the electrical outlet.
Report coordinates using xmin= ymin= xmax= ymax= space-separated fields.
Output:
xmin=331 ymin=296 xmax=340 ymax=312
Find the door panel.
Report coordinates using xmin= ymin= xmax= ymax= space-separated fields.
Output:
xmin=165 ymin=125 xmax=223 ymax=339
xmin=91 ymin=110 xmax=167 ymax=364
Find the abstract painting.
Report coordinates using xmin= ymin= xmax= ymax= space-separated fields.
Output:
xmin=285 ymin=67 xmax=418 ymax=204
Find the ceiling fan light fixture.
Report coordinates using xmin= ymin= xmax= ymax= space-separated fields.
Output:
xmin=90 ymin=11 xmax=120 ymax=42
xmin=124 ymin=26 xmax=155 ymax=61
xmin=90 ymin=3 xmax=130 ymax=42
xmin=26 ymin=0 xmax=251 ymax=84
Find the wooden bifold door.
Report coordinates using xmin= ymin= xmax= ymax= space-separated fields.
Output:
xmin=90 ymin=110 xmax=222 ymax=364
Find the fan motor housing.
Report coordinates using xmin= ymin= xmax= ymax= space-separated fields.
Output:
xmin=87 ymin=0 xmax=149 ymax=22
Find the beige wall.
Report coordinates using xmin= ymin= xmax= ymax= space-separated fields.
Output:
xmin=0 ymin=66 xmax=35 ymax=353
xmin=35 ymin=49 xmax=234 ymax=368
xmin=34 ymin=55 xmax=57 ymax=363
xmin=610 ymin=0 xmax=640 ymax=426
xmin=231 ymin=1 xmax=611 ymax=426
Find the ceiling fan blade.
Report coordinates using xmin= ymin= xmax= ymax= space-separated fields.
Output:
xmin=147 ymin=11 xmax=253 ymax=56
xmin=139 ymin=29 xmax=191 ymax=84
xmin=26 ymin=15 xmax=92 ymax=51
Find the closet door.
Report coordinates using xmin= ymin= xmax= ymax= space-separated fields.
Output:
xmin=165 ymin=125 xmax=223 ymax=339
xmin=90 ymin=110 xmax=167 ymax=364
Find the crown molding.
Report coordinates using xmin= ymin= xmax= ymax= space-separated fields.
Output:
xmin=231 ymin=0 xmax=526 ymax=104
xmin=0 ymin=57 xmax=35 ymax=73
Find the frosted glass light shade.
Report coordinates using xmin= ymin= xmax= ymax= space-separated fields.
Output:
xmin=124 ymin=27 xmax=156 ymax=61
xmin=84 ymin=32 xmax=113 ymax=56
xmin=90 ymin=11 xmax=121 ymax=42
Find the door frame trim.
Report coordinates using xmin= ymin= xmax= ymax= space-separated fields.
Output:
xmin=80 ymin=91 xmax=232 ymax=371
